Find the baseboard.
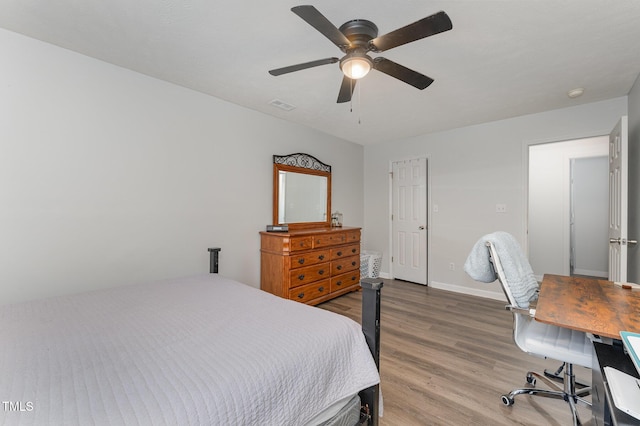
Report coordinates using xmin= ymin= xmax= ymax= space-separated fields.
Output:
xmin=573 ymin=268 xmax=608 ymax=278
xmin=429 ymin=281 xmax=505 ymax=302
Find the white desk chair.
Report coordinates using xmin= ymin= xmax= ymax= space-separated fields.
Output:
xmin=464 ymin=232 xmax=593 ymax=426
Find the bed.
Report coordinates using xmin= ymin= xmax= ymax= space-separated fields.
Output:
xmin=0 ymin=253 xmax=382 ymax=426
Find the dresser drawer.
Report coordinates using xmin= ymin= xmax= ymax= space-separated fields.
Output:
xmin=291 ymin=250 xmax=330 ymax=269
xmin=345 ymin=230 xmax=360 ymax=243
xmin=331 ymin=255 xmax=360 ymax=275
xmin=330 ymin=244 xmax=360 ymax=260
xmin=289 ymin=263 xmax=330 ymax=287
xmin=313 ymin=232 xmax=347 ymax=248
xmin=331 ymin=271 xmax=360 ymax=292
xmin=289 ymin=280 xmax=330 ymax=303
xmin=289 ymin=236 xmax=313 ymax=252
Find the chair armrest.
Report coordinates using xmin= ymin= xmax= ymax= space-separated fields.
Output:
xmin=505 ymin=304 xmax=535 ymax=317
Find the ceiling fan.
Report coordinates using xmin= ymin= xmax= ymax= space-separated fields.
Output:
xmin=269 ymin=5 xmax=453 ymax=103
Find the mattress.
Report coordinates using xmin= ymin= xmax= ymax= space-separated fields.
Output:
xmin=0 ymin=274 xmax=379 ymax=425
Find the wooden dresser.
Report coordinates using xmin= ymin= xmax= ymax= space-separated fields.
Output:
xmin=260 ymin=227 xmax=361 ymax=305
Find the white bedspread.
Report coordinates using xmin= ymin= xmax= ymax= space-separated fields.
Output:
xmin=0 ymin=274 xmax=379 ymax=425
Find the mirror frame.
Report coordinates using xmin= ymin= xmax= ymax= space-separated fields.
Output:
xmin=273 ymin=153 xmax=332 ymax=229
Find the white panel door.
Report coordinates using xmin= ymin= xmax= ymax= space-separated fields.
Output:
xmin=392 ymin=158 xmax=427 ymax=284
xmin=608 ymin=116 xmax=628 ymax=282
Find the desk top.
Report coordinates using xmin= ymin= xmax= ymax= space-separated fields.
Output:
xmin=535 ymin=274 xmax=640 ymax=340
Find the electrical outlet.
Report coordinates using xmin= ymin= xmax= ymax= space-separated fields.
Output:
xmin=449 ymin=262 xmax=455 ymax=271
xmin=433 ymin=204 xmax=439 ymax=213
xmin=496 ymin=204 xmax=507 ymax=213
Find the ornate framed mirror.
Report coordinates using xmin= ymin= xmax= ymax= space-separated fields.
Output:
xmin=273 ymin=153 xmax=331 ymax=229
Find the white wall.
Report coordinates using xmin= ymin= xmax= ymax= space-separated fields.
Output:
xmin=0 ymin=28 xmax=364 ymax=304
xmin=364 ymin=98 xmax=628 ymax=299
xmin=528 ymin=138 xmax=608 ymax=279
xmin=628 ymin=73 xmax=640 ymax=282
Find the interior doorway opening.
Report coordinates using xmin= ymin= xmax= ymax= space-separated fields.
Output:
xmin=528 ymin=136 xmax=608 ymax=280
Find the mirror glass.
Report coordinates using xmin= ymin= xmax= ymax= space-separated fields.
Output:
xmin=278 ymin=171 xmax=328 ymax=223
xmin=273 ymin=153 xmax=331 ymax=228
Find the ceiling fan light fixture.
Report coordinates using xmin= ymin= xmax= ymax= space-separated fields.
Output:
xmin=340 ymin=54 xmax=373 ymax=80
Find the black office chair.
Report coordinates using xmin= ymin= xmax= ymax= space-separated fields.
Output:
xmin=465 ymin=232 xmax=593 ymax=426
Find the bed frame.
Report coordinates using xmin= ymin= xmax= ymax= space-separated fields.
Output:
xmin=207 ymin=248 xmax=382 ymax=426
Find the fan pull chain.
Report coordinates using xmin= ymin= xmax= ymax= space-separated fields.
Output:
xmin=347 ymin=79 xmax=362 ymax=125
xmin=358 ymin=79 xmax=362 ymax=125
xmin=350 ymin=78 xmax=354 ymax=113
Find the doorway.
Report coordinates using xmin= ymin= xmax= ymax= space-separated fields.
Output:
xmin=528 ymin=136 xmax=608 ymax=279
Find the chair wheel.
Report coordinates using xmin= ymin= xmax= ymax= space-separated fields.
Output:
xmin=526 ymin=373 xmax=536 ymax=385
xmin=501 ymin=395 xmax=514 ymax=406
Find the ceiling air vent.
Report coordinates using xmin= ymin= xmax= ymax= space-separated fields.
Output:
xmin=269 ymin=99 xmax=296 ymax=111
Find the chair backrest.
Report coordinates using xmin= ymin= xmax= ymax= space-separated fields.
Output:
xmin=486 ymin=241 xmax=532 ymax=352
xmin=486 ymin=241 xmax=519 ymax=307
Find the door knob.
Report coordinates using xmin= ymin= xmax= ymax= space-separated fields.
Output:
xmin=610 ymin=238 xmax=638 ymax=246
xmin=418 ymin=226 xmax=425 ymax=230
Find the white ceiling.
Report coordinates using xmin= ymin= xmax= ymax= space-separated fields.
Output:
xmin=2 ymin=0 xmax=640 ymax=145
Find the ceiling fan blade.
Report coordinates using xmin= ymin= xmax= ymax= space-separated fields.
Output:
xmin=269 ymin=57 xmax=339 ymax=76
xmin=369 ymin=11 xmax=452 ymax=52
xmin=337 ymin=76 xmax=356 ymax=103
xmin=291 ymin=5 xmax=351 ymax=49
xmin=373 ymin=57 xmax=434 ymax=89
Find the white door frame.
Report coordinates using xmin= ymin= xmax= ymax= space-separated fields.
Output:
xmin=388 ymin=156 xmax=431 ymax=285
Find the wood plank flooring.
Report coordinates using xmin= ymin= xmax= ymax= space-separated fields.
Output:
xmin=318 ymin=279 xmax=593 ymax=426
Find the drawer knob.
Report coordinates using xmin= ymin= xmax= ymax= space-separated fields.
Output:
xmin=336 ymin=281 xmax=342 ymax=286
xmin=298 ymin=258 xmax=305 ymax=265
xmin=351 ymin=261 xmax=356 ymax=266
xmin=351 ymin=275 xmax=357 ymax=281
xmin=351 ymin=248 xmax=356 ymax=253
xmin=337 ymin=265 xmax=342 ymax=270
xmin=318 ymin=286 xmax=325 ymax=292
xmin=297 ymin=292 xmax=305 ymax=299
xmin=298 ymin=274 xmax=305 ymax=280
xmin=318 ymin=255 xmax=325 ymax=260
xmin=337 ymin=251 xmax=343 ymax=256
xmin=318 ymin=269 xmax=325 ymax=275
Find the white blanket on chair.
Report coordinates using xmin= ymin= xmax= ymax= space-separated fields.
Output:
xmin=463 ymin=231 xmax=538 ymax=308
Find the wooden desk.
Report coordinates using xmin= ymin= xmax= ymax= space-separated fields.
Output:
xmin=536 ymin=274 xmax=640 ymax=425
xmin=535 ymin=274 xmax=640 ymax=339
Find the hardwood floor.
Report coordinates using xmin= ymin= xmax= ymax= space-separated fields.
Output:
xmin=319 ymin=279 xmax=593 ymax=426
